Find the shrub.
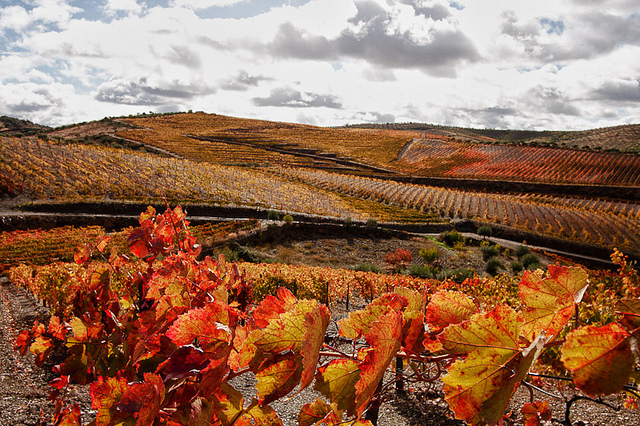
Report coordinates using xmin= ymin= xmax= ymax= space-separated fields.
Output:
xmin=477 ymin=225 xmax=492 ymax=239
xmin=511 ymin=261 xmax=524 ymax=274
xmin=521 ymin=253 xmax=541 ymax=269
xmin=384 ymin=248 xmax=413 ymax=272
xmin=353 ymin=262 xmax=382 ymax=273
xmin=419 ymin=247 xmax=439 ymax=264
xmin=482 ymin=245 xmax=500 ymax=261
xmin=406 ymin=264 xmax=434 ymax=279
xmin=366 ymin=218 xmax=378 ymax=228
xmin=439 ymin=230 xmax=464 ymax=247
xmin=486 ymin=259 xmax=503 ymax=276
xmin=515 ymin=245 xmax=530 ymax=258
xmin=343 ymin=217 xmax=353 ymax=229
xmin=282 ymin=214 xmax=294 ymax=224
xmin=267 ymin=210 xmax=280 ymax=220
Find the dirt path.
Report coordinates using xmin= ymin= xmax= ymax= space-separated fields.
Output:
xmin=0 ymin=277 xmax=54 ymax=424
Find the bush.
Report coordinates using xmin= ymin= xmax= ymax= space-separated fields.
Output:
xmin=515 ymin=245 xmax=530 ymax=258
xmin=419 ymin=247 xmax=439 ymax=264
xmin=282 ymin=214 xmax=294 ymax=224
xmin=439 ymin=230 xmax=465 ymax=247
xmin=353 ymin=262 xmax=382 ymax=273
xmin=481 ymin=245 xmax=500 ymax=261
xmin=477 ymin=225 xmax=492 ymax=239
xmin=384 ymin=248 xmax=413 ymax=272
xmin=486 ymin=259 xmax=503 ymax=276
xmin=366 ymin=218 xmax=378 ymax=228
xmin=406 ymin=264 xmax=435 ymax=279
xmin=343 ymin=217 xmax=353 ymax=229
xmin=267 ymin=210 xmax=280 ymax=220
xmin=511 ymin=261 xmax=524 ymax=274
xmin=521 ymin=253 xmax=541 ymax=269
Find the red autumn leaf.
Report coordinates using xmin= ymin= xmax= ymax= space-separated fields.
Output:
xmin=156 ymin=345 xmax=210 ymax=380
xmin=338 ymin=292 xmax=407 ymax=341
xmin=354 ymin=310 xmax=403 ymax=417
xmin=425 ymin=290 xmax=478 ymax=332
xmin=74 ymin=244 xmax=92 ymax=265
xmin=519 ymin=266 xmax=589 ymax=343
xmin=96 ymin=235 xmax=111 ymax=253
xmin=90 ymin=375 xmax=129 ymax=426
xmin=48 ymin=316 xmax=67 ymax=340
xmin=50 ymin=375 xmax=70 ymax=390
xmin=561 ymin=323 xmax=635 ymax=395
xmin=250 ymin=287 xmax=298 ymax=329
xmin=14 ymin=329 xmax=33 ymax=356
xmin=256 ymin=354 xmax=304 ymax=405
xmin=118 ymin=373 xmax=165 ymax=425
xmin=165 ymin=301 xmax=237 ymax=349
xmin=521 ymin=400 xmax=552 ymax=426
xmin=54 ymin=403 xmax=82 ymax=426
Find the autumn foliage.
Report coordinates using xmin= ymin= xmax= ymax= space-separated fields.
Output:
xmin=11 ymin=206 xmax=640 ymax=425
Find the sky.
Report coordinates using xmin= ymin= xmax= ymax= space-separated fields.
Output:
xmin=0 ymin=0 xmax=639 ymax=130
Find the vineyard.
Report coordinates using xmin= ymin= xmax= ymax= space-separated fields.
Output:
xmin=277 ymin=167 xmax=640 ymax=257
xmin=3 ymin=206 xmax=640 ymax=425
xmin=398 ymin=138 xmax=640 ymax=186
xmin=0 ymin=136 xmax=369 ymax=220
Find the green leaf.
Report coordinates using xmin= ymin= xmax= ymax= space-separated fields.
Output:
xmin=519 ymin=266 xmax=589 ymax=343
xmin=440 ymin=305 xmax=545 ymax=426
xmin=561 ymin=323 xmax=635 ymax=395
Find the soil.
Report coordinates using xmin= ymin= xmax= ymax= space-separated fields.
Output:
xmin=1 ymin=232 xmax=639 ymax=425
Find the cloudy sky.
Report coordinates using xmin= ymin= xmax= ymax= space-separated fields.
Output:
xmin=1 ymin=0 xmax=639 ymax=130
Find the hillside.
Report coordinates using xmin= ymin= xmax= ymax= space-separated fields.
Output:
xmin=0 ymin=116 xmax=49 ymax=136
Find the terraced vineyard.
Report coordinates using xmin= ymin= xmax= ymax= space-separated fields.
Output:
xmin=278 ymin=167 xmax=640 ymax=256
xmin=114 ymin=112 xmax=417 ymax=171
xmin=398 ymin=138 xmax=640 ymax=186
xmin=0 ymin=137 xmax=368 ymax=219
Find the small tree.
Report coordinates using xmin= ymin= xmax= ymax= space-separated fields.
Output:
xmin=477 ymin=225 xmax=492 ymax=239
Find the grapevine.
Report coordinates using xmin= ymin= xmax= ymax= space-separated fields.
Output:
xmin=10 ymin=206 xmax=640 ymax=425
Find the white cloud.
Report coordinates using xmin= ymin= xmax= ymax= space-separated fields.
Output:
xmin=170 ymin=0 xmax=248 ymax=9
xmin=0 ymin=0 xmax=638 ymax=129
xmin=105 ymin=0 xmax=143 ymax=15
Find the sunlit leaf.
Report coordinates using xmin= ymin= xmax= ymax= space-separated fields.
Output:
xmin=519 ymin=266 xmax=589 ymax=342
xmin=425 ymin=290 xmax=478 ymax=332
xmin=440 ymin=305 xmax=545 ymax=426
xmin=561 ymin=323 xmax=635 ymax=395
xmin=315 ymin=359 xmax=360 ymax=413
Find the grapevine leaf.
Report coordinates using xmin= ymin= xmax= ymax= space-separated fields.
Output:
xmin=74 ymin=244 xmax=92 ymax=265
xmin=298 ymin=399 xmax=340 ymax=426
xmin=338 ymin=293 xmax=406 ymax=341
xmin=315 ymin=359 xmax=360 ymax=413
xmin=118 ymin=373 xmax=165 ymax=425
xmin=440 ymin=305 xmax=545 ymax=426
xmin=156 ymin=345 xmax=210 ymax=380
xmin=245 ymin=298 xmax=330 ymax=393
xmin=616 ymin=298 xmax=640 ymax=332
xmin=519 ymin=266 xmax=589 ymax=343
xmin=561 ymin=323 xmax=635 ymax=395
xmin=188 ymin=397 xmax=214 ymax=426
xmin=255 ymin=354 xmax=303 ymax=405
xmin=211 ymin=383 xmax=283 ymax=425
xmin=250 ymin=287 xmax=299 ymax=328
xmin=15 ymin=329 xmax=33 ymax=356
xmin=521 ymin=401 xmax=552 ymax=426
xmin=425 ymin=290 xmax=478 ymax=332
xmin=54 ymin=404 xmax=82 ymax=426
xmin=165 ymin=301 xmax=237 ymax=349
xmin=355 ymin=310 xmax=403 ymax=417
xmin=30 ymin=335 xmax=53 ymax=366
xmin=48 ymin=316 xmax=67 ymax=340
xmin=401 ymin=310 xmax=425 ymax=354
xmin=395 ymin=287 xmax=425 ymax=312
xmin=90 ymin=375 xmax=129 ymax=426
